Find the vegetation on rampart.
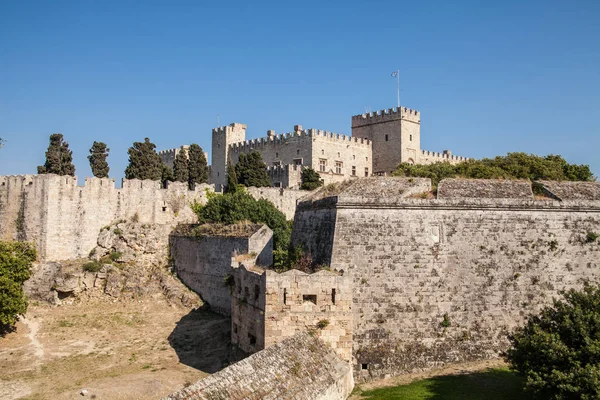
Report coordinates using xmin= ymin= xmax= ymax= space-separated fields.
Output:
xmin=0 ymin=241 xmax=36 ymax=330
xmin=88 ymin=141 xmax=110 ymax=178
xmin=300 ymin=167 xmax=324 ymax=190
xmin=393 ymin=153 xmax=595 ymax=189
xmin=191 ymin=189 xmax=292 ymax=269
xmin=37 ymin=133 xmax=76 ymax=176
xmin=505 ymin=284 xmax=600 ymax=399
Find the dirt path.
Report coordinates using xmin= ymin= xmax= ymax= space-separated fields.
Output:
xmin=0 ymin=297 xmax=230 ymax=400
xmin=349 ymin=359 xmax=508 ymax=399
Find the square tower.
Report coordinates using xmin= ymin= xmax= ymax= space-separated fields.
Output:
xmin=211 ymin=123 xmax=247 ymax=191
xmin=351 ymin=107 xmax=421 ymax=174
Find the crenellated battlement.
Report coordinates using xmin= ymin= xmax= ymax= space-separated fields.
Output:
xmin=420 ymin=149 xmax=469 ymax=163
xmin=351 ymin=106 xmax=420 ymax=128
xmin=212 ymin=122 xmax=247 ymax=136
xmin=229 ymin=127 xmax=371 ymax=153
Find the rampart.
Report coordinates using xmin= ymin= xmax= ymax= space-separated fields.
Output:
xmin=0 ymin=174 xmax=213 ymax=261
xmin=351 ymin=107 xmax=420 ymax=127
xmin=293 ymin=178 xmax=600 ymax=380
xmin=419 ymin=149 xmax=469 ymax=164
xmin=169 ymin=224 xmax=273 ymax=315
xmin=246 ymin=186 xmax=311 ymax=219
xmin=163 ymin=332 xmax=354 ymax=400
xmin=230 ymin=265 xmax=353 ymax=362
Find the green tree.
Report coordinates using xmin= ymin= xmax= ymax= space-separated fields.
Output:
xmin=0 ymin=241 xmax=36 ymax=329
xmin=235 ymin=152 xmax=272 ymax=188
xmin=188 ymin=144 xmax=209 ymax=189
xmin=300 ymin=167 xmax=324 ymax=190
xmin=87 ymin=141 xmax=110 ymax=178
xmin=505 ymin=284 xmax=600 ymax=399
xmin=0 ymin=138 xmax=4 ymax=148
xmin=124 ymin=138 xmax=163 ymax=181
xmin=393 ymin=152 xmax=595 ymax=189
xmin=37 ymin=133 xmax=76 ymax=176
xmin=173 ymin=148 xmax=189 ymax=183
xmin=225 ymin=161 xmax=238 ymax=193
xmin=191 ymin=189 xmax=292 ymax=270
xmin=161 ymin=164 xmax=174 ymax=188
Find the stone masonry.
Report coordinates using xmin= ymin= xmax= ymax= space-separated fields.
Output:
xmin=293 ymin=178 xmax=600 ymax=381
xmin=230 ymin=265 xmax=353 ymax=363
xmin=163 ymin=332 xmax=354 ymax=400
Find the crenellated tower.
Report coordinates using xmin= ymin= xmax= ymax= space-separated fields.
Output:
xmin=211 ymin=123 xmax=247 ymax=191
xmin=351 ymin=107 xmax=421 ymax=174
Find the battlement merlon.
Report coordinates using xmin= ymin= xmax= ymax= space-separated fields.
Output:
xmin=351 ymin=106 xmax=420 ymax=128
xmin=228 ymin=127 xmax=371 ymax=152
xmin=420 ymin=149 xmax=470 ymax=163
xmin=212 ymin=122 xmax=248 ymax=136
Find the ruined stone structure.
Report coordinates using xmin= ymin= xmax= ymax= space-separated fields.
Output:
xmin=292 ymin=177 xmax=600 ymax=380
xmin=230 ymin=265 xmax=353 ymax=362
xmin=0 ymin=174 xmax=213 ymax=261
xmin=161 ymin=105 xmax=468 ymax=191
xmin=169 ymin=224 xmax=273 ymax=315
xmin=163 ymin=332 xmax=354 ymax=400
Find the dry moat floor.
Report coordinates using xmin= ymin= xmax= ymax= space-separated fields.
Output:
xmin=0 ymin=297 xmax=231 ymax=400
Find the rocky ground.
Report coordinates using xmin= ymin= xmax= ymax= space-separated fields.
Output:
xmin=1 ymin=221 xmax=235 ymax=400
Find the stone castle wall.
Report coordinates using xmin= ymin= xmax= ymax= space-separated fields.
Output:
xmin=293 ymin=178 xmax=600 ymax=380
xmin=163 ymin=332 xmax=354 ymax=400
xmin=0 ymin=174 xmax=212 ymax=261
xmin=169 ymin=225 xmax=273 ymax=316
xmin=246 ymin=186 xmax=312 ymax=219
xmin=231 ymin=266 xmax=353 ymax=362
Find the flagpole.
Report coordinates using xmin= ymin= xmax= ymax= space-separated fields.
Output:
xmin=396 ymin=69 xmax=400 ymax=108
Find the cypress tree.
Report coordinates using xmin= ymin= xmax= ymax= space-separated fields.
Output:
xmin=124 ymin=138 xmax=163 ymax=181
xmin=188 ymin=144 xmax=209 ymax=189
xmin=225 ymin=161 xmax=238 ymax=193
xmin=235 ymin=151 xmax=272 ymax=188
xmin=161 ymin=164 xmax=174 ymax=188
xmin=88 ymin=141 xmax=110 ymax=178
xmin=37 ymin=133 xmax=76 ymax=176
xmin=173 ymin=148 xmax=189 ymax=183
xmin=300 ymin=167 xmax=324 ymax=190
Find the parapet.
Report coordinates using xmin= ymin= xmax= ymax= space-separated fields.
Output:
xmin=212 ymin=122 xmax=247 ymax=136
xmin=437 ymin=179 xmax=534 ymax=200
xmin=539 ymin=181 xmax=600 ymax=201
xmin=420 ymin=149 xmax=469 ymax=162
xmin=351 ymin=106 xmax=420 ymax=128
xmin=229 ymin=127 xmax=371 ymax=152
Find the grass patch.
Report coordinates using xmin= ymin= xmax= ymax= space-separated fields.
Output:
xmin=358 ymin=368 xmax=527 ymax=400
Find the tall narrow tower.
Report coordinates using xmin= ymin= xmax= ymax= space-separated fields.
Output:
xmin=351 ymin=107 xmax=421 ymax=174
xmin=211 ymin=123 xmax=247 ymax=191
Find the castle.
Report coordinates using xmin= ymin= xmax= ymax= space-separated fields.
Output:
xmin=160 ymin=106 xmax=469 ymax=191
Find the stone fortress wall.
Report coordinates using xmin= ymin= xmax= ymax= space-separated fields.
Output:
xmin=292 ymin=177 xmax=600 ymax=381
xmin=158 ymin=145 xmax=209 ymax=170
xmin=230 ymin=265 xmax=353 ymax=362
xmin=0 ymin=174 xmax=213 ymax=261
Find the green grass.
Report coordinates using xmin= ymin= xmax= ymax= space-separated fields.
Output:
xmin=357 ymin=368 xmax=528 ymax=400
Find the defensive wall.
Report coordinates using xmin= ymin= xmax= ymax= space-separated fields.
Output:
xmin=0 ymin=174 xmax=213 ymax=261
xmin=230 ymin=265 xmax=353 ymax=362
xmin=246 ymin=186 xmax=311 ymax=219
xmin=169 ymin=224 xmax=273 ymax=316
xmin=292 ymin=177 xmax=600 ymax=380
xmin=163 ymin=332 xmax=354 ymax=400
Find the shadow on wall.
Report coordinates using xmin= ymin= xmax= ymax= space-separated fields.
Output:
xmin=167 ymin=304 xmax=248 ymax=374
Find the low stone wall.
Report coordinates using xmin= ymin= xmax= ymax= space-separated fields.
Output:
xmin=246 ymin=186 xmax=312 ymax=220
xmin=169 ymin=224 xmax=272 ymax=315
xmin=163 ymin=332 xmax=354 ymax=400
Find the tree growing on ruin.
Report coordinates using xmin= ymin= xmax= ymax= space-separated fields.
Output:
xmin=172 ymin=148 xmax=189 ymax=183
xmin=124 ymin=138 xmax=163 ymax=181
xmin=505 ymin=284 xmax=600 ymax=399
xmin=188 ymin=144 xmax=209 ymax=189
xmin=37 ymin=133 xmax=76 ymax=176
xmin=0 ymin=241 xmax=36 ymax=330
xmin=235 ymin=151 xmax=271 ymax=188
xmin=87 ymin=141 xmax=110 ymax=178
xmin=225 ymin=161 xmax=238 ymax=193
xmin=161 ymin=164 xmax=174 ymax=188
xmin=300 ymin=167 xmax=324 ymax=190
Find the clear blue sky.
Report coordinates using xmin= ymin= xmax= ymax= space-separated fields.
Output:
xmin=1 ymin=0 xmax=599 ymax=182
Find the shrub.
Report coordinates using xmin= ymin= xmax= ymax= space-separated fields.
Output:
xmin=113 ymin=228 xmax=123 ymax=236
xmin=82 ymin=261 xmax=103 ymax=272
xmin=300 ymin=167 xmax=324 ymax=190
xmin=109 ymin=251 xmax=122 ymax=262
xmin=585 ymin=232 xmax=598 ymax=243
xmin=0 ymin=241 xmax=36 ymax=328
xmin=316 ymin=319 xmax=329 ymax=329
xmin=440 ymin=313 xmax=451 ymax=328
xmin=191 ymin=189 xmax=292 ymax=270
xmin=505 ymin=284 xmax=600 ymax=399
